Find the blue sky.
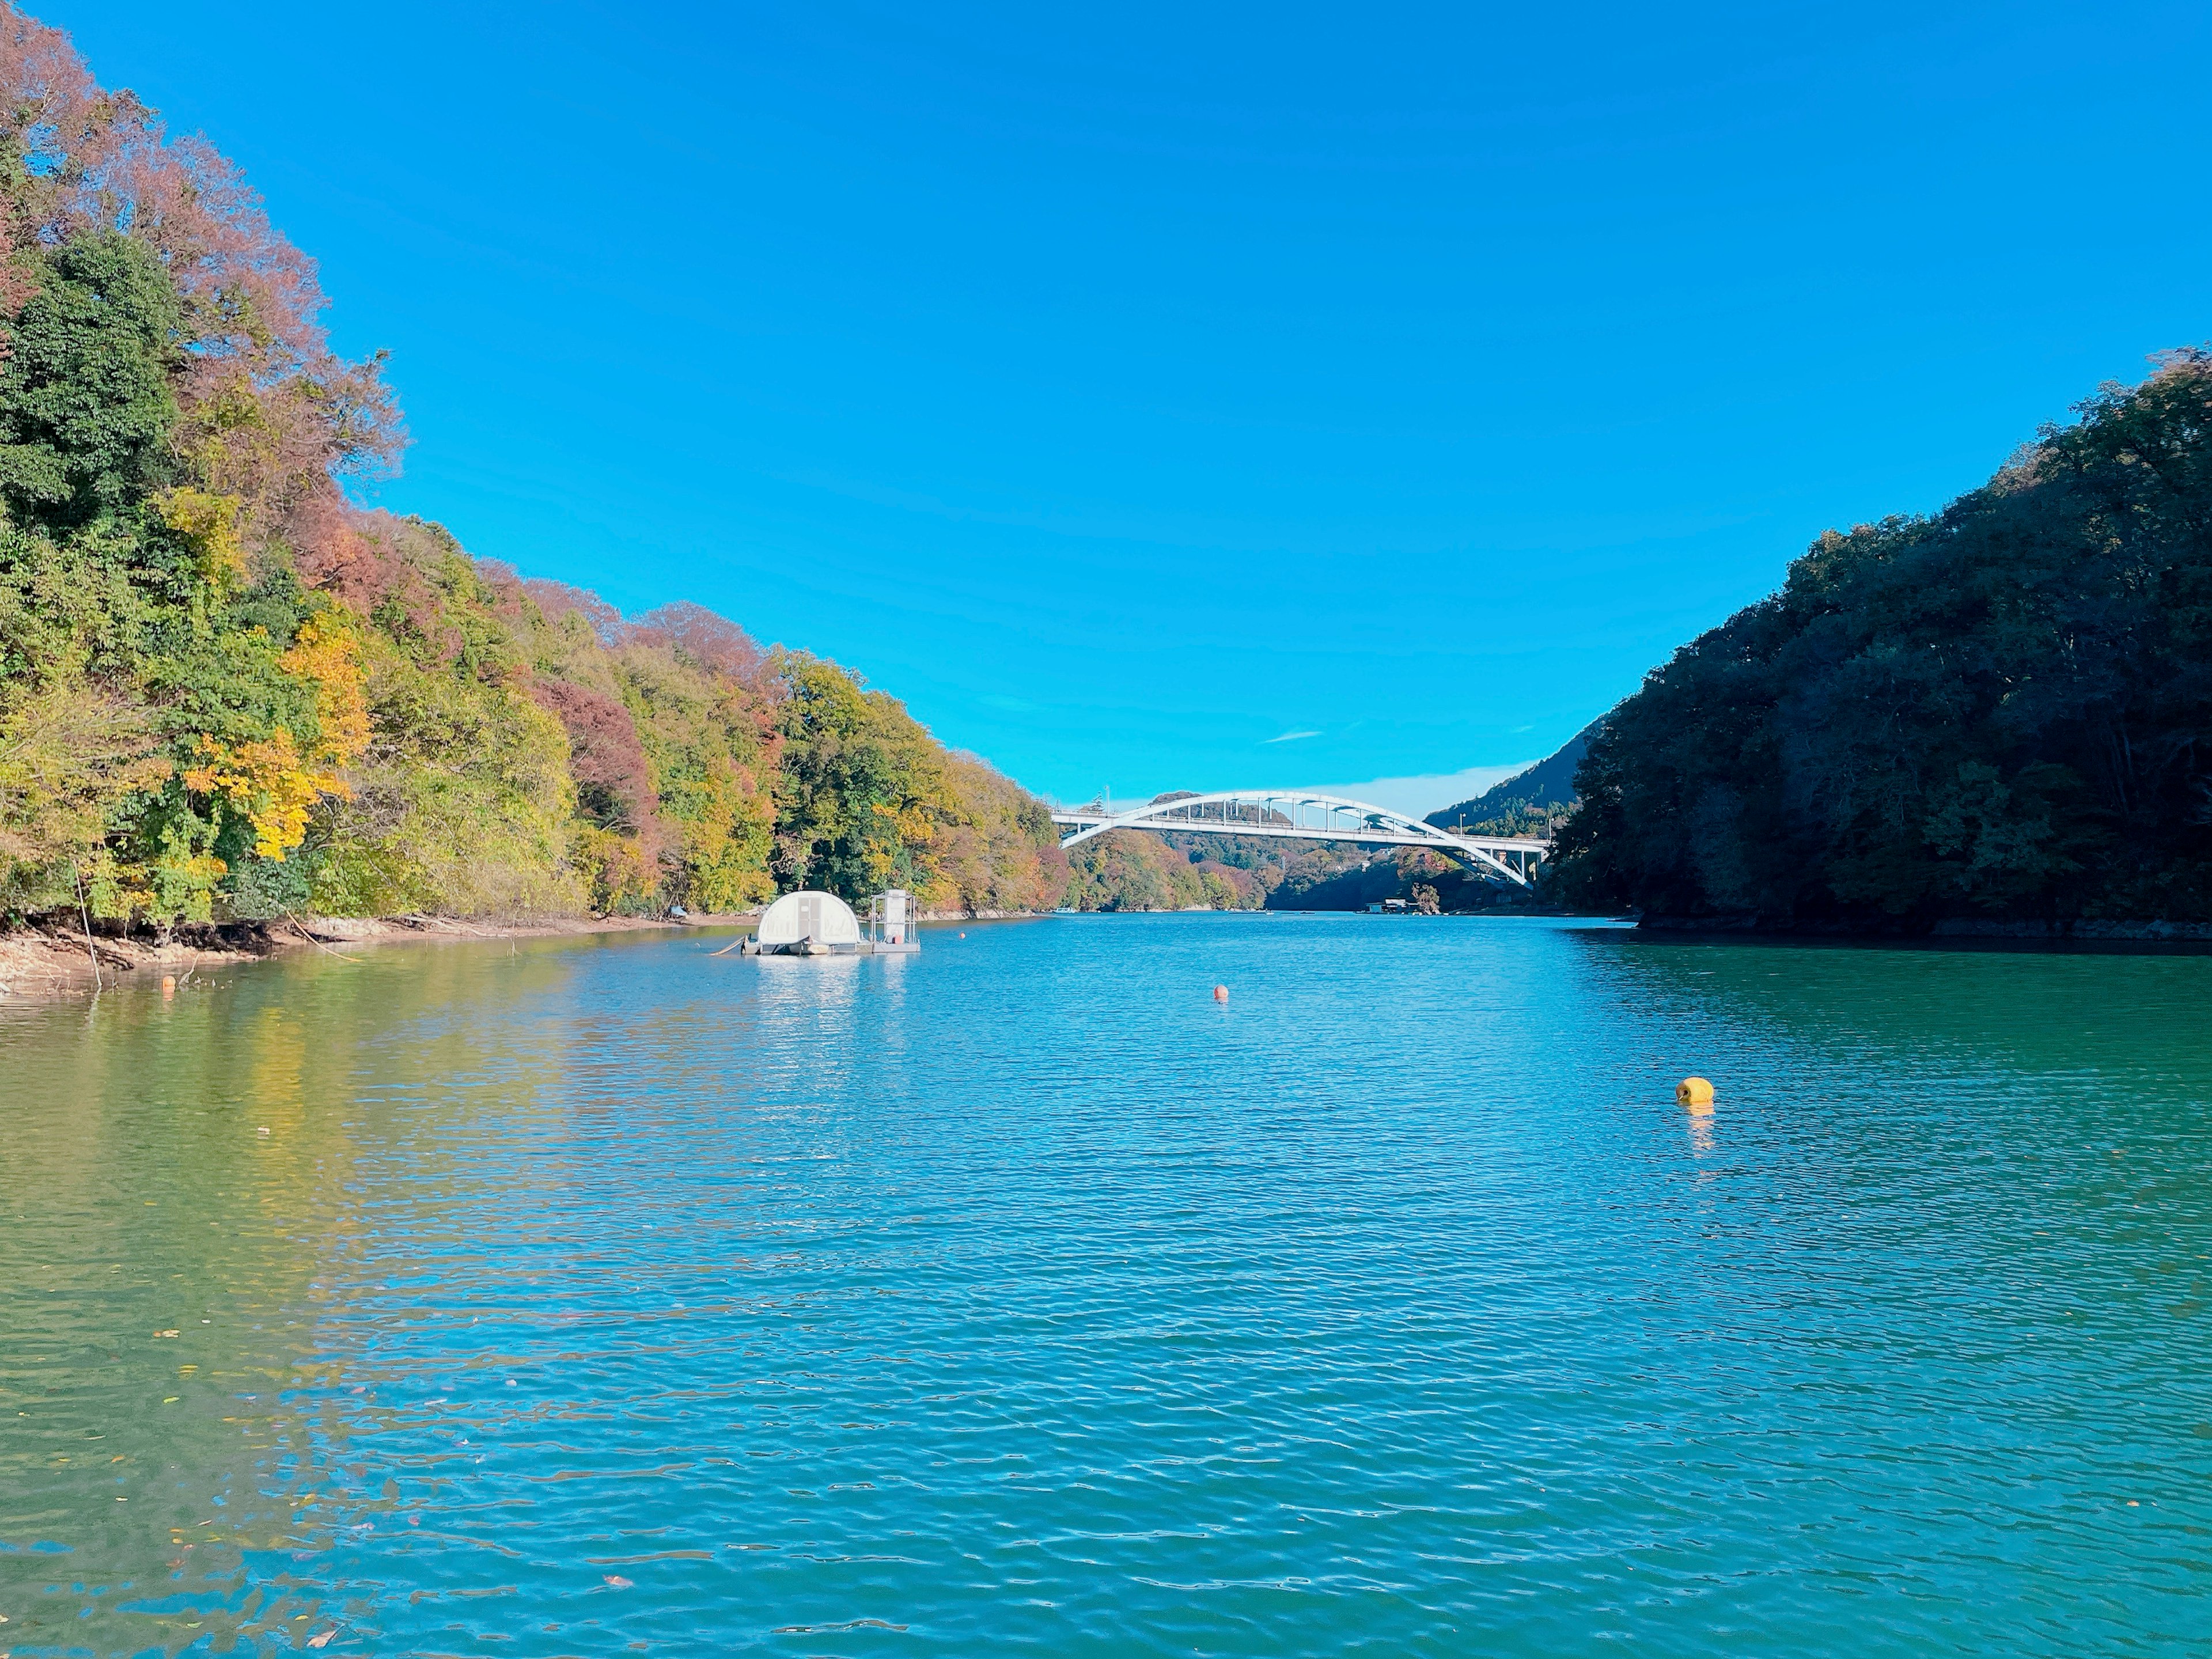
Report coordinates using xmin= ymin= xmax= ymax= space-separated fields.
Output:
xmin=66 ymin=1 xmax=2212 ymax=812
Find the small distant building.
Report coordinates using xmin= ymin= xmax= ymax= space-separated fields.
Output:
xmin=868 ymin=889 xmax=919 ymax=953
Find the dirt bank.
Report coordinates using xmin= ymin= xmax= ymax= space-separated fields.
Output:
xmin=0 ymin=906 xmax=1055 ymax=1001
xmin=0 ymin=912 xmax=721 ymax=1002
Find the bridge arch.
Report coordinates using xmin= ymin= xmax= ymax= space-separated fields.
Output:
xmin=1051 ymin=791 xmax=1548 ymax=887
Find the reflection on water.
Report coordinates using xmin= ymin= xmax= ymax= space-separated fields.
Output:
xmin=2 ymin=918 xmax=2210 ymax=1656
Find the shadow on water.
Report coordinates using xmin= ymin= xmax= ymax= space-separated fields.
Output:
xmin=1573 ymin=923 xmax=2212 ymax=1086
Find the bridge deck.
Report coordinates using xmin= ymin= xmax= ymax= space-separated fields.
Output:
xmin=1047 ymin=791 xmax=1550 ymax=885
xmin=1048 ymin=812 xmax=1546 ymax=858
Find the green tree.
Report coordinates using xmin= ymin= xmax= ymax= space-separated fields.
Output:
xmin=1554 ymin=351 xmax=2212 ymax=929
xmin=0 ymin=232 xmax=182 ymax=531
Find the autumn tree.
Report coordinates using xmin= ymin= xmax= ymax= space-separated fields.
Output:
xmin=0 ymin=3 xmax=1067 ymax=929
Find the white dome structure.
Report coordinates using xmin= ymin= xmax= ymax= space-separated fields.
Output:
xmin=755 ymin=889 xmax=861 ymax=952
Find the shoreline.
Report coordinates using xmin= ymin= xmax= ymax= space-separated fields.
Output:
xmin=0 ymin=907 xmax=1058 ymax=1001
xmin=0 ymin=913 xmax=694 ymax=1002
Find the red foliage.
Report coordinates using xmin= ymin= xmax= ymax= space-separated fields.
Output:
xmin=301 ymin=509 xmax=480 ymax=665
xmin=473 ymin=560 xmax=537 ymax=626
xmin=0 ymin=5 xmax=403 ymax=527
xmin=624 ymin=601 xmax=769 ymax=687
xmin=528 ymin=678 xmax=664 ymax=854
xmin=524 ymin=580 xmax=623 ymax=645
xmin=285 ymin=484 xmax=393 ymax=611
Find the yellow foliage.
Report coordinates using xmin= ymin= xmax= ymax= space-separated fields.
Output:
xmin=184 ymin=729 xmax=344 ymax=862
xmin=675 ymin=756 xmax=776 ymax=911
xmin=0 ymin=665 xmax=171 ymax=915
xmin=176 ymin=376 xmax=280 ymax=501
xmin=863 ymin=799 xmax=936 ymax=888
xmin=115 ymin=852 xmax=228 ymax=921
xmin=574 ymin=821 xmax=660 ymax=912
xmin=156 ymin=487 xmax=248 ymax=588
xmin=279 ymin=611 xmax=370 ymax=768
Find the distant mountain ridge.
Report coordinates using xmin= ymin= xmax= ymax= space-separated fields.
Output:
xmin=1425 ymin=724 xmax=1597 ymax=831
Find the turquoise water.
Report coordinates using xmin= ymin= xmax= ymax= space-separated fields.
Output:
xmin=3 ymin=914 xmax=2209 ymax=1654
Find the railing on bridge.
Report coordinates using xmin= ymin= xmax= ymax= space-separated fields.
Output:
xmin=1048 ymin=791 xmax=1551 ymax=887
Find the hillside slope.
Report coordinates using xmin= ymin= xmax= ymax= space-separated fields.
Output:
xmin=1552 ymin=352 xmax=2212 ymax=929
xmin=1425 ymin=725 xmax=1594 ymax=835
xmin=0 ymin=8 xmax=1063 ymax=927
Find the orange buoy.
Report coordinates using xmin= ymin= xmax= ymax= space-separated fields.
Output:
xmin=1677 ymin=1076 xmax=1715 ymax=1112
xmin=1213 ymin=984 xmax=1229 ymax=1003
xmin=161 ymin=975 xmax=176 ymax=998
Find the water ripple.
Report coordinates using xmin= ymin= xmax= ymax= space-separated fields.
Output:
xmin=2 ymin=917 xmax=2210 ymax=1654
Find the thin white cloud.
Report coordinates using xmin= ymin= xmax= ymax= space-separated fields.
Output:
xmin=1263 ymin=729 xmax=1322 ymax=744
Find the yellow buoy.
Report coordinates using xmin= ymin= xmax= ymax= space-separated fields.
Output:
xmin=1677 ymin=1076 xmax=1715 ymax=1111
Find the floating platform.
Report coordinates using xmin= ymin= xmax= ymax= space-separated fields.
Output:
xmin=733 ymin=889 xmax=921 ymax=957
xmin=738 ymin=937 xmax=913 ymax=957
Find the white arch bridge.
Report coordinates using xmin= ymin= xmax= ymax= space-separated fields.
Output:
xmin=1050 ymin=792 xmax=1551 ymax=887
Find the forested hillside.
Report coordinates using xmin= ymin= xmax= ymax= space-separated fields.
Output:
xmin=0 ymin=7 xmax=1063 ymax=928
xmin=1062 ymin=829 xmax=1267 ymax=911
xmin=1554 ymin=352 xmax=2212 ymax=929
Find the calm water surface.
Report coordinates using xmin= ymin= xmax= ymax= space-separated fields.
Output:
xmin=2 ymin=914 xmax=2209 ymax=1655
